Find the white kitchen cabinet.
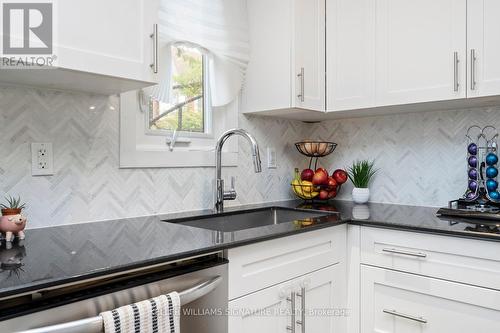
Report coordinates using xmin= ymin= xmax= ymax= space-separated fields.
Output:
xmin=293 ymin=0 xmax=326 ymax=111
xmin=0 ymin=0 xmax=158 ymax=94
xmin=57 ymin=0 xmax=158 ymax=84
xmin=467 ymin=0 xmax=500 ymax=98
xmin=300 ymin=264 xmax=345 ymax=333
xmin=360 ymin=265 xmax=500 ymax=333
xmin=360 ymin=227 xmax=500 ymax=290
xmin=326 ymin=0 xmax=376 ymax=111
xmin=229 ymin=264 xmax=344 ymax=333
xmin=228 ymin=279 xmax=292 ymax=333
xmin=227 ymin=226 xmax=346 ymax=300
xmin=375 ymin=0 xmax=467 ymax=106
xmin=241 ymin=0 xmax=292 ymax=113
xmin=242 ymin=0 xmax=325 ymax=114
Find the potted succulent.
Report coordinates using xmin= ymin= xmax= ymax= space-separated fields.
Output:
xmin=0 ymin=195 xmax=28 ymax=241
xmin=1 ymin=196 xmax=26 ymax=216
xmin=348 ymin=160 xmax=378 ymax=204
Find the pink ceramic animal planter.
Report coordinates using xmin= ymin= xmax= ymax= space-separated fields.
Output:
xmin=0 ymin=214 xmax=27 ymax=242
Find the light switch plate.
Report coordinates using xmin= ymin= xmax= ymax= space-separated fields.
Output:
xmin=31 ymin=143 xmax=54 ymax=176
xmin=267 ymin=147 xmax=277 ymax=169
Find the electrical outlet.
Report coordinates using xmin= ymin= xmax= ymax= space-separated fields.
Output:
xmin=267 ymin=147 xmax=277 ymax=169
xmin=31 ymin=143 xmax=54 ymax=176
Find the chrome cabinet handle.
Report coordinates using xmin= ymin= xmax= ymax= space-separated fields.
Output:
xmin=383 ymin=309 xmax=428 ymax=324
xmin=286 ymin=292 xmax=296 ymax=333
xmin=470 ymin=49 xmax=477 ymax=91
xmin=297 ymin=68 xmax=305 ymax=102
xmin=150 ymin=24 xmax=159 ymax=73
xmin=453 ymin=51 xmax=459 ymax=92
xmin=296 ymin=288 xmax=305 ymax=333
xmin=382 ymin=248 xmax=427 ymax=258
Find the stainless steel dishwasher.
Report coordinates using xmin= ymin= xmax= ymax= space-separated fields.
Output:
xmin=0 ymin=254 xmax=228 ymax=333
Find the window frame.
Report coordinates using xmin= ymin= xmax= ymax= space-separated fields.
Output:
xmin=119 ymin=44 xmax=238 ymax=169
xmin=144 ymin=45 xmax=213 ymax=139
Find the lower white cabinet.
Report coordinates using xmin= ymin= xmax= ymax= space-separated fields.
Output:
xmin=229 ymin=264 xmax=344 ymax=333
xmin=360 ymin=265 xmax=500 ymax=333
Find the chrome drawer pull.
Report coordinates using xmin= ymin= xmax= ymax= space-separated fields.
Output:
xmin=470 ymin=49 xmax=477 ymax=91
xmin=286 ymin=292 xmax=296 ymax=333
xmin=296 ymin=288 xmax=305 ymax=333
xmin=383 ymin=309 xmax=428 ymax=324
xmin=382 ymin=248 xmax=427 ymax=258
xmin=453 ymin=51 xmax=459 ymax=92
xmin=150 ymin=24 xmax=159 ymax=73
xmin=297 ymin=68 xmax=305 ymax=102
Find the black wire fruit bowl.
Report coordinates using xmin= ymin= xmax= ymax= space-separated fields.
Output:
xmin=295 ymin=141 xmax=337 ymax=158
xmin=295 ymin=141 xmax=337 ymax=171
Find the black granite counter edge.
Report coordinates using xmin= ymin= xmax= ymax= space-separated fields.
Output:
xmin=0 ymin=218 xmax=347 ymax=299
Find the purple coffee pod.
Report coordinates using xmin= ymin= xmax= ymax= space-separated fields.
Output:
xmin=468 ymin=155 xmax=478 ymax=168
xmin=468 ymin=143 xmax=478 ymax=155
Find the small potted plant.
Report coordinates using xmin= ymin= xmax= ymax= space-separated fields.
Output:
xmin=0 ymin=195 xmax=28 ymax=241
xmin=348 ymin=160 xmax=377 ymax=204
xmin=1 ymin=196 xmax=26 ymax=216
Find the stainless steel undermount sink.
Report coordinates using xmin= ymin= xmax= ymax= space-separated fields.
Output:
xmin=163 ymin=207 xmax=336 ymax=232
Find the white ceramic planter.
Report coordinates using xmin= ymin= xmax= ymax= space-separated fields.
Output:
xmin=352 ymin=187 xmax=370 ymax=204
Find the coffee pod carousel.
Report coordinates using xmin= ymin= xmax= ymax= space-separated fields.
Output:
xmin=465 ymin=126 xmax=499 ymax=203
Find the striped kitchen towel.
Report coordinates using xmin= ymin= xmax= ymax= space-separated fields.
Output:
xmin=100 ymin=291 xmax=180 ymax=333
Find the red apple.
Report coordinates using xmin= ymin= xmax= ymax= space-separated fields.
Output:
xmin=312 ymin=170 xmax=328 ymax=185
xmin=316 ymin=167 xmax=328 ymax=175
xmin=327 ymin=176 xmax=338 ymax=190
xmin=318 ymin=190 xmax=329 ymax=200
xmin=332 ymin=169 xmax=348 ymax=184
xmin=301 ymin=168 xmax=314 ymax=181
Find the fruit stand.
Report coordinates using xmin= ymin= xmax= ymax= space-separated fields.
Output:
xmin=291 ymin=141 xmax=348 ymax=201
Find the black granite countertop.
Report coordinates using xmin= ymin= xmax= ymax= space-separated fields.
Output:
xmin=1 ymin=200 xmax=499 ymax=299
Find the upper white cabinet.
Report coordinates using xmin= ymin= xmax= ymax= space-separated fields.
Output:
xmin=244 ymin=0 xmax=500 ymax=120
xmin=57 ymin=0 xmax=158 ymax=84
xmin=326 ymin=0 xmax=376 ymax=111
xmin=375 ymin=0 xmax=467 ymax=106
xmin=242 ymin=0 xmax=325 ymax=114
xmin=0 ymin=0 xmax=158 ymax=95
xmin=467 ymin=0 xmax=500 ymax=98
xmin=293 ymin=0 xmax=326 ymax=111
xmin=241 ymin=0 xmax=292 ymax=113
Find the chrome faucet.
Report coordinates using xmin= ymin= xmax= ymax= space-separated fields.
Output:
xmin=214 ymin=129 xmax=262 ymax=212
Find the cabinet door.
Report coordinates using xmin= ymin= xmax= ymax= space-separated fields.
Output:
xmin=241 ymin=0 xmax=292 ymax=113
xmin=326 ymin=0 xmax=376 ymax=112
xmin=293 ymin=0 xmax=326 ymax=111
xmin=361 ymin=265 xmax=500 ymax=333
xmin=295 ymin=265 xmax=345 ymax=333
xmin=375 ymin=0 xmax=466 ymax=106
xmin=228 ymin=280 xmax=292 ymax=333
xmin=467 ymin=0 xmax=500 ymax=98
xmin=57 ymin=0 xmax=158 ymax=83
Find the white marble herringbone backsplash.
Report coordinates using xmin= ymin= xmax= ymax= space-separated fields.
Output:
xmin=2 ymin=85 xmax=500 ymax=228
xmin=314 ymin=106 xmax=500 ymax=206
xmin=0 ymin=86 xmax=306 ymax=228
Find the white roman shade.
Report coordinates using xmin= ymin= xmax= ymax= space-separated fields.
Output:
xmin=154 ymin=0 xmax=250 ymax=107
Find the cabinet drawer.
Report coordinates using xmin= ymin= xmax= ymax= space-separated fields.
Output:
xmin=228 ymin=226 xmax=346 ymax=300
xmin=360 ymin=227 xmax=500 ymax=290
xmin=361 ymin=265 xmax=500 ymax=333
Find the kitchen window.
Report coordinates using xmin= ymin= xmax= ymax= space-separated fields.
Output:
xmin=119 ymin=43 xmax=238 ymax=168
xmin=147 ymin=44 xmax=212 ymax=137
